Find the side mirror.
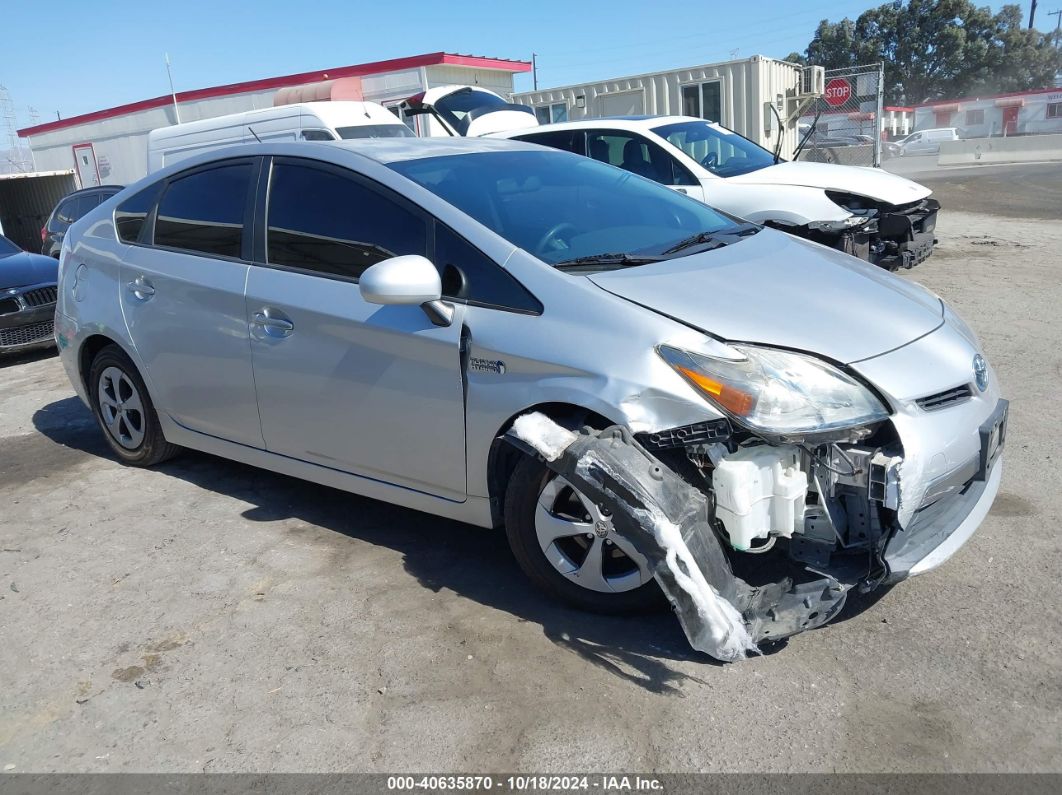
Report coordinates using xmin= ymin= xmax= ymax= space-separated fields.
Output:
xmin=359 ymin=254 xmax=454 ymax=327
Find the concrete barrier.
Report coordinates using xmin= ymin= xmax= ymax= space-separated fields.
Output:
xmin=938 ymin=134 xmax=1062 ymax=166
xmin=798 ymin=144 xmax=875 ymax=167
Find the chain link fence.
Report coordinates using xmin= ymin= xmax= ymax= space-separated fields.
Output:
xmin=796 ymin=63 xmax=884 ymax=167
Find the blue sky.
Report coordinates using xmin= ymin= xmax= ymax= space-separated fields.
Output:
xmin=1 ymin=0 xmax=1022 ymax=128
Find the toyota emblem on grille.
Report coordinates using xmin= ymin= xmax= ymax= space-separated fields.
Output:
xmin=973 ymin=354 xmax=988 ymax=392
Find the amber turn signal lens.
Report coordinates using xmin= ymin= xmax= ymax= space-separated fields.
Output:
xmin=676 ymin=365 xmax=756 ymax=416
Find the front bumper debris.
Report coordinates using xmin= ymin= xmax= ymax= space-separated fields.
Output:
xmin=508 ymin=416 xmax=847 ymax=662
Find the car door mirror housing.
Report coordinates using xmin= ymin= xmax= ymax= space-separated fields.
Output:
xmin=359 ymin=255 xmax=443 ymax=306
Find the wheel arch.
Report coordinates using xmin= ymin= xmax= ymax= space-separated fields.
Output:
xmin=486 ymin=401 xmax=615 ymax=527
xmin=78 ymin=334 xmax=141 ymax=394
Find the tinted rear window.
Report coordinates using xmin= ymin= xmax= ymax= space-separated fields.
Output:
xmin=115 ymin=183 xmax=164 ymax=244
xmin=154 ymin=164 xmax=251 ymax=258
xmin=336 ymin=124 xmax=415 ymax=139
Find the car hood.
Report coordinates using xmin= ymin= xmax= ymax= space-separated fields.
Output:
xmin=726 ymin=161 xmax=932 ymax=206
xmin=0 ymin=251 xmax=58 ymax=290
xmin=587 ymin=229 xmax=943 ymax=364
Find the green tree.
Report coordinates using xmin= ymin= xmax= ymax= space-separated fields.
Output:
xmin=798 ymin=1 xmax=1062 ymax=104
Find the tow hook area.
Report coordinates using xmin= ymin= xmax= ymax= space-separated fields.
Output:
xmin=506 ymin=413 xmax=848 ymax=662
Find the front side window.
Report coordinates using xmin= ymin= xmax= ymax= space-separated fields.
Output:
xmin=586 ymin=130 xmax=696 ymax=186
xmin=1047 ymin=102 xmax=1062 ymax=119
xmin=266 ymin=161 xmax=427 ymax=279
xmin=434 ymin=223 xmax=540 ymax=313
xmin=653 ymin=119 xmax=776 ymax=178
xmin=301 ymin=129 xmax=335 ymax=141
xmin=154 ymin=163 xmax=252 ymax=258
xmin=390 ymin=150 xmax=740 ymax=267
xmin=965 ymin=109 xmax=985 ymax=125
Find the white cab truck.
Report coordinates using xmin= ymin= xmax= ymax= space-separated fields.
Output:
xmin=147 ymin=101 xmax=413 ymax=172
xmin=407 ymin=85 xmax=940 ymax=271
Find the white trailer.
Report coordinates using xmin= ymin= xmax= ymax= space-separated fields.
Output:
xmin=512 ymin=56 xmax=823 ymax=160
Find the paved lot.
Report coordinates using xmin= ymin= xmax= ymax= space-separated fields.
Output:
xmin=1 ymin=190 xmax=1060 ymax=772
xmin=884 ymin=158 xmax=1062 ymax=220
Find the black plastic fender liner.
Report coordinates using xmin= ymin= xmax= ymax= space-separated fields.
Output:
xmin=506 ymin=414 xmax=848 ymax=662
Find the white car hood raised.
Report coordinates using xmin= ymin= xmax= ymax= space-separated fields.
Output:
xmin=588 ymin=229 xmax=942 ymax=364
xmin=726 ymin=161 xmax=932 ymax=206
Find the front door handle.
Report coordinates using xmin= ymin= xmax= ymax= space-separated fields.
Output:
xmin=128 ymin=275 xmax=155 ymax=300
xmin=252 ymin=310 xmax=294 ymax=337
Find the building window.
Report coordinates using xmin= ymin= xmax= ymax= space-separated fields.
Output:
xmin=534 ymin=102 xmax=568 ymax=125
xmin=1047 ymin=102 xmax=1062 ymax=119
xmin=681 ymin=81 xmax=722 ymax=123
xmin=965 ymin=109 xmax=985 ymax=125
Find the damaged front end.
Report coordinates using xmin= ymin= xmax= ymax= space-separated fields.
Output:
xmin=800 ymin=193 xmax=941 ymax=271
xmin=508 ymin=394 xmax=1005 ymax=661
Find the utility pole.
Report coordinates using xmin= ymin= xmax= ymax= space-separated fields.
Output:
xmin=1030 ymin=0 xmax=1038 ymax=28
xmin=165 ymin=52 xmax=181 ymax=123
xmin=532 ymin=52 xmax=538 ymax=91
xmin=1049 ymin=9 xmax=1062 ymax=46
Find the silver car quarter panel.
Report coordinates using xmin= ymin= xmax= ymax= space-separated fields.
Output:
xmin=119 ymin=245 xmax=264 ymax=448
xmin=245 ymin=265 xmax=468 ymax=500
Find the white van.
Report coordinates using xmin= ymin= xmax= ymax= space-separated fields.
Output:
xmin=146 ymin=101 xmax=413 ymax=172
xmin=897 ymin=128 xmax=961 ymax=156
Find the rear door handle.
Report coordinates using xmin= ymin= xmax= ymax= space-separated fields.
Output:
xmin=128 ymin=275 xmax=155 ymax=300
xmin=253 ymin=310 xmax=294 ymax=337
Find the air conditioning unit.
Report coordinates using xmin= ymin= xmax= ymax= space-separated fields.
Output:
xmin=800 ymin=66 xmax=825 ymax=97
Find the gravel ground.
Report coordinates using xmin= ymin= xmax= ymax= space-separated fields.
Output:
xmin=0 ymin=206 xmax=1060 ymax=774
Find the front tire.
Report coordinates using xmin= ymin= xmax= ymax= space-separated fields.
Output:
xmin=88 ymin=345 xmax=180 ymax=466
xmin=504 ymin=454 xmax=662 ymax=614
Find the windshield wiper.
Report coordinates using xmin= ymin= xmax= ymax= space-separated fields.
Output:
xmin=554 ymin=252 xmax=664 ymax=270
xmin=661 ymin=223 xmax=760 ymax=255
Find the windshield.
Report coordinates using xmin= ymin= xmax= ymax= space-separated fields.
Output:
xmin=390 ymin=150 xmax=744 ymax=267
xmin=653 ymin=119 xmax=777 ymax=178
xmin=0 ymin=235 xmax=20 ymax=257
xmin=336 ymin=124 xmax=415 ymax=140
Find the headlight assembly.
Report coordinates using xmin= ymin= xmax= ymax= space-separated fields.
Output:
xmin=658 ymin=344 xmax=890 ymax=435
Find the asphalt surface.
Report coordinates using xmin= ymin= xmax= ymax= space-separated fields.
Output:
xmin=884 ymin=158 xmax=1062 ymax=220
xmin=1 ymin=180 xmax=1061 ymax=773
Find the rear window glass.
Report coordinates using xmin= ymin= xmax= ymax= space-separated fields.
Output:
xmin=336 ymin=124 xmax=415 ymax=139
xmin=154 ymin=163 xmax=251 ymax=258
xmin=115 ymin=183 xmax=163 ymax=244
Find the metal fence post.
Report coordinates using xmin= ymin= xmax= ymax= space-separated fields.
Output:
xmin=874 ymin=61 xmax=884 ymax=168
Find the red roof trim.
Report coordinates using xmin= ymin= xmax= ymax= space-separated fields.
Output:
xmin=915 ymin=85 xmax=1062 ymax=108
xmin=18 ymin=52 xmax=531 ymax=137
xmin=884 ymin=106 xmax=914 ymax=112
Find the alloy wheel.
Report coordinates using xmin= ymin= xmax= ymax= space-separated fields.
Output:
xmin=97 ymin=366 xmax=146 ymax=450
xmin=534 ymin=476 xmax=652 ymax=593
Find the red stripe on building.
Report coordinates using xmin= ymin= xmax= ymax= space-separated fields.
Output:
xmin=18 ymin=52 xmax=531 ymax=137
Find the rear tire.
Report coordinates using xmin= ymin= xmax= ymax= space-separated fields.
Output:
xmin=504 ymin=454 xmax=663 ymax=614
xmin=88 ymin=345 xmax=180 ymax=466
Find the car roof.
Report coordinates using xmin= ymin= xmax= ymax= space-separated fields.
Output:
xmin=278 ymin=136 xmax=546 ymax=164
xmin=63 ymin=185 xmax=123 ymax=198
xmin=499 ymin=115 xmax=697 ymax=136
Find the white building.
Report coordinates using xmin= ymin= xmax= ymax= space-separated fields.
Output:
xmin=913 ymin=86 xmax=1062 ymax=137
xmin=17 ymin=52 xmax=531 ymax=188
xmin=512 ymin=56 xmax=825 ymax=160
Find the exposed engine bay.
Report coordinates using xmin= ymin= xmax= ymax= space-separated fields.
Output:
xmin=780 ymin=193 xmax=941 ymax=271
xmin=507 ymin=407 xmax=998 ymax=662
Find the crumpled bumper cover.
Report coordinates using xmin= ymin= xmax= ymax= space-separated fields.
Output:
xmin=507 ymin=416 xmax=847 ymax=663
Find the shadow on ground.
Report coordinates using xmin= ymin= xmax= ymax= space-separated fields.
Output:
xmin=32 ymin=395 xmax=892 ymax=692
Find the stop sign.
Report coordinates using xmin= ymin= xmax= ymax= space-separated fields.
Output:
xmin=824 ymin=78 xmax=852 ymax=107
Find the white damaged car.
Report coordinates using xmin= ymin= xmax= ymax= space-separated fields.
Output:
xmin=403 ymin=87 xmax=939 ymax=271
xmin=496 ymin=116 xmax=940 ymax=271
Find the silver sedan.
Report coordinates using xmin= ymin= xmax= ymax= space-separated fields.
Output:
xmin=55 ymin=137 xmax=1005 ymax=659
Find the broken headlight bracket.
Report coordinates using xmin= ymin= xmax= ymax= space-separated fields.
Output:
xmin=506 ymin=417 xmax=849 ymax=662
